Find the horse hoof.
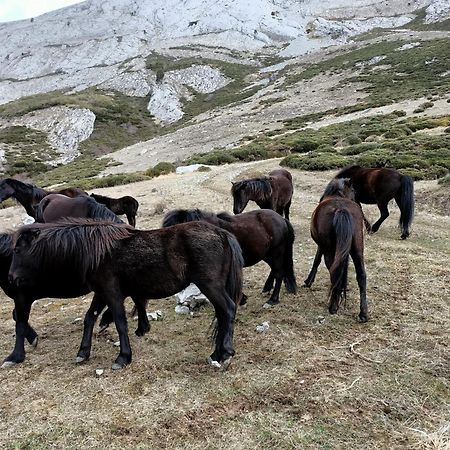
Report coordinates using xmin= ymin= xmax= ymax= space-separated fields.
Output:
xmin=31 ymin=337 xmax=39 ymax=349
xmin=220 ymin=357 xmax=233 ymax=371
xmin=75 ymin=356 xmax=87 ymax=364
xmin=207 ymin=357 xmax=221 ymax=369
xmin=358 ymin=315 xmax=368 ymax=323
xmin=111 ymin=362 xmax=126 ymax=370
xmin=239 ymin=303 xmax=248 ymax=310
xmin=1 ymin=360 xmax=16 ymax=369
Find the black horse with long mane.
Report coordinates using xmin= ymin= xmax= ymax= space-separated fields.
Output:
xmin=0 ymin=178 xmax=86 ymax=219
xmin=304 ymin=178 xmax=368 ymax=322
xmin=0 ymin=229 xmax=151 ymax=369
xmin=335 ymin=166 xmax=414 ymax=239
xmin=35 ymin=194 xmax=124 ymax=224
xmin=90 ymin=193 xmax=139 ymax=227
xmin=163 ymin=208 xmax=297 ymax=307
xmin=8 ymin=220 xmax=243 ymax=369
xmin=231 ymin=169 xmax=293 ymax=219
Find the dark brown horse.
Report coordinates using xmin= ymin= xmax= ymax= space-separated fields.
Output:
xmin=335 ymin=166 xmax=414 ymax=239
xmin=231 ymin=169 xmax=293 ymax=220
xmin=90 ymin=193 xmax=139 ymax=227
xmin=304 ymin=178 xmax=368 ymax=322
xmin=35 ymin=194 xmax=124 ymax=224
xmin=163 ymin=208 xmax=297 ymax=307
xmin=0 ymin=178 xmax=86 ymax=219
xmin=8 ymin=220 xmax=243 ymax=369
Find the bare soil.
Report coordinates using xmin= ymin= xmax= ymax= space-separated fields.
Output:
xmin=0 ymin=160 xmax=449 ymax=449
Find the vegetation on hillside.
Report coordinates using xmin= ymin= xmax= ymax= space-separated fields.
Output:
xmin=186 ymin=114 xmax=450 ymax=180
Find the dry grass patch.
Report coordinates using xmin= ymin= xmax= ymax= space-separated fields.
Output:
xmin=0 ymin=164 xmax=448 ymax=449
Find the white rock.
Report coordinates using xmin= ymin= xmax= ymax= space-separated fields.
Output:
xmin=95 ymin=369 xmax=104 ymax=376
xmin=175 ymin=305 xmax=191 ymax=315
xmin=256 ymin=321 xmax=270 ymax=333
xmin=22 ymin=215 xmax=35 ymax=225
xmin=176 ymin=164 xmax=211 ymax=174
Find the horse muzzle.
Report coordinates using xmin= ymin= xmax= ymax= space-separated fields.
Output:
xmin=8 ymin=273 xmax=26 ymax=288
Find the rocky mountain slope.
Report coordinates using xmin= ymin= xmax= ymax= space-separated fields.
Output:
xmin=0 ymin=0 xmax=449 ymax=183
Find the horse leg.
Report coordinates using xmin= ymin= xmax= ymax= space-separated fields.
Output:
xmin=264 ymin=276 xmax=282 ymax=307
xmin=323 ymin=253 xmax=341 ymax=314
xmin=351 ymin=249 xmax=368 ymax=322
xmin=304 ymin=247 xmax=322 ymax=287
xmin=371 ymin=202 xmax=389 ymax=233
xmin=284 ymin=200 xmax=292 ymax=221
xmin=199 ymin=284 xmax=235 ymax=367
xmin=262 ymin=269 xmax=275 ymax=292
xmin=276 ymin=206 xmax=284 ymax=217
xmin=2 ymin=297 xmax=33 ymax=367
xmin=106 ymin=291 xmax=132 ymax=370
xmin=76 ymin=294 xmax=105 ymax=363
xmin=12 ymin=308 xmax=38 ymax=347
xmin=134 ymin=298 xmax=150 ymax=337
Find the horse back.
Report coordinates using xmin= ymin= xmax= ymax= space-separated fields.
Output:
xmin=312 ymin=198 xmax=363 ymax=244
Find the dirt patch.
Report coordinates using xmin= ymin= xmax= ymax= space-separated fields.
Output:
xmin=0 ymin=161 xmax=449 ymax=449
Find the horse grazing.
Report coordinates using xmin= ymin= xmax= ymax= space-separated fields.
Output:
xmin=8 ymin=220 xmax=243 ymax=369
xmin=231 ymin=169 xmax=293 ymax=219
xmin=163 ymin=208 xmax=297 ymax=307
xmin=0 ymin=178 xmax=87 ymax=219
xmin=335 ymin=166 xmax=414 ymax=239
xmin=35 ymin=194 xmax=124 ymax=224
xmin=90 ymin=193 xmax=139 ymax=227
xmin=304 ymin=178 xmax=368 ymax=322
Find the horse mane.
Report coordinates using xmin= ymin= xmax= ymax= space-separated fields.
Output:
xmin=0 ymin=233 xmax=12 ymax=257
xmin=15 ymin=220 xmax=134 ymax=277
xmin=87 ymin=197 xmax=124 ymax=223
xmin=162 ymin=208 xmax=216 ymax=227
xmin=4 ymin=178 xmax=48 ymax=201
xmin=321 ymin=178 xmax=353 ymax=201
xmin=90 ymin=193 xmax=108 ymax=202
xmin=231 ymin=177 xmax=272 ymax=200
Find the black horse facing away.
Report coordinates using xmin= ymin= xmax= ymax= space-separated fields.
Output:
xmin=304 ymin=178 xmax=368 ymax=322
xmin=0 ymin=178 xmax=86 ymax=218
xmin=35 ymin=194 xmax=124 ymax=224
xmin=8 ymin=220 xmax=243 ymax=370
xmin=231 ymin=169 xmax=293 ymax=219
xmin=163 ymin=208 xmax=297 ymax=307
xmin=90 ymin=193 xmax=139 ymax=227
xmin=335 ymin=166 xmax=414 ymax=239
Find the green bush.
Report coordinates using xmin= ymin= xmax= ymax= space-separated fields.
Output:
xmin=344 ymin=134 xmax=362 ymax=145
xmin=340 ymin=142 xmax=379 ymax=155
xmin=281 ymin=153 xmax=352 ymax=170
xmin=438 ymin=173 xmax=450 ymax=185
xmin=145 ymin=162 xmax=176 ymax=177
xmin=73 ymin=173 xmax=149 ymax=190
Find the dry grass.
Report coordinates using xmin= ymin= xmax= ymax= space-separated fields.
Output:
xmin=0 ymin=162 xmax=448 ymax=450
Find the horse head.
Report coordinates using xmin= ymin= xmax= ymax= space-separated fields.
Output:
xmin=0 ymin=179 xmax=15 ymax=203
xmin=231 ymin=181 xmax=249 ymax=214
xmin=321 ymin=178 xmax=356 ymax=202
xmin=8 ymin=226 xmax=41 ymax=288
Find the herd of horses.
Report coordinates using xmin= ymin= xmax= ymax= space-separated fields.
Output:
xmin=0 ymin=165 xmax=414 ymax=370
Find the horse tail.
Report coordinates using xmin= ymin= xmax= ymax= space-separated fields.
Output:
xmin=209 ymin=231 xmax=244 ymax=341
xmin=329 ymin=209 xmax=354 ymax=308
xmin=223 ymin=231 xmax=244 ymax=306
xmin=397 ymin=175 xmax=414 ymax=239
xmin=87 ymin=197 xmax=124 ymax=223
xmin=35 ymin=196 xmax=51 ymax=222
xmin=282 ymin=219 xmax=297 ymax=293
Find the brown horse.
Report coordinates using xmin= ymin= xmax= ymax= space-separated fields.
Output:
xmin=0 ymin=178 xmax=86 ymax=218
xmin=163 ymin=208 xmax=297 ymax=306
xmin=304 ymin=178 xmax=368 ymax=322
xmin=8 ymin=220 xmax=243 ymax=369
xmin=231 ymin=169 xmax=293 ymax=219
xmin=90 ymin=193 xmax=139 ymax=227
xmin=335 ymin=166 xmax=414 ymax=239
xmin=35 ymin=194 xmax=123 ymax=223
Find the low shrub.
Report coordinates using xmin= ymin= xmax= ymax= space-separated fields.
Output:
xmin=145 ymin=162 xmax=176 ymax=177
